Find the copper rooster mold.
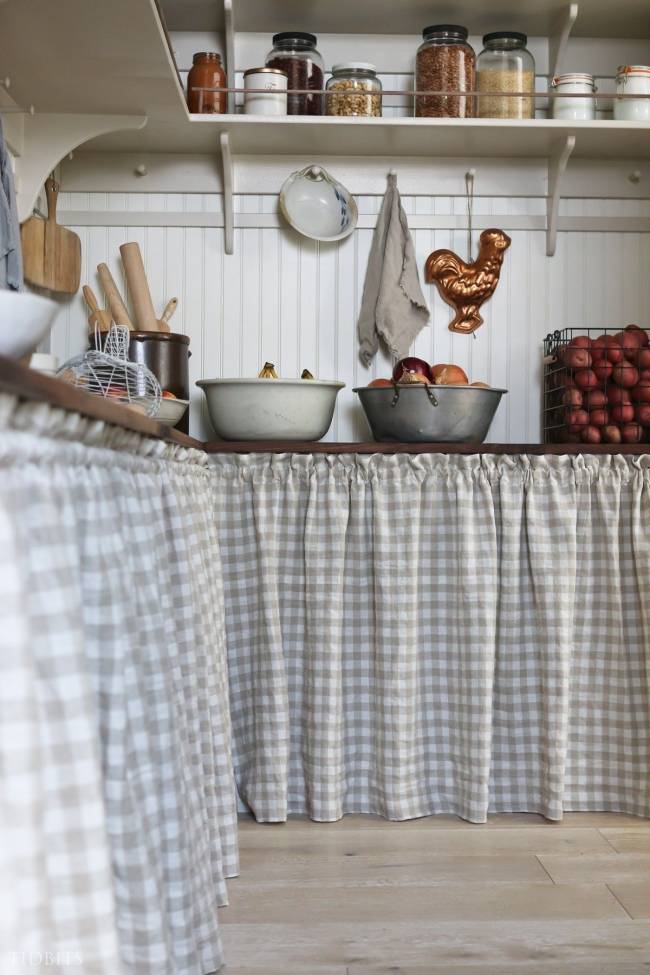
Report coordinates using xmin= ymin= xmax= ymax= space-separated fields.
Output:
xmin=425 ymin=228 xmax=511 ymax=334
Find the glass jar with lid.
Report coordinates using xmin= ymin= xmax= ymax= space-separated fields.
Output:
xmin=326 ymin=63 xmax=382 ymax=117
xmin=415 ymin=25 xmax=475 ymax=118
xmin=265 ymin=32 xmax=324 ymax=115
xmin=476 ymin=32 xmax=535 ymax=118
xmin=551 ymin=74 xmax=596 ymax=120
xmin=614 ymin=65 xmax=650 ymax=122
xmin=187 ymin=52 xmax=226 ymax=114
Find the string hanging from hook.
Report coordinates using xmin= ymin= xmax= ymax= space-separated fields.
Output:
xmin=465 ymin=168 xmax=475 ymax=262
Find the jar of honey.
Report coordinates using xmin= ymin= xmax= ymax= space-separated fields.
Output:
xmin=187 ymin=52 xmax=226 ymax=114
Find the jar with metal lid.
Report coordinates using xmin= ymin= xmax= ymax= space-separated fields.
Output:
xmin=326 ymin=63 xmax=382 ymax=117
xmin=476 ymin=31 xmax=535 ymax=118
xmin=187 ymin=52 xmax=226 ymax=114
xmin=415 ymin=25 xmax=475 ymax=118
xmin=614 ymin=65 xmax=650 ymax=122
xmin=551 ymin=73 xmax=596 ymax=120
xmin=243 ymin=67 xmax=288 ymax=115
xmin=265 ymin=32 xmax=324 ymax=115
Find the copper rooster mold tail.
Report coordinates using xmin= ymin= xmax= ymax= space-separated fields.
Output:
xmin=425 ymin=228 xmax=512 ymax=335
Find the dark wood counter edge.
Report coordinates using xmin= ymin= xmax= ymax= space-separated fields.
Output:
xmin=2 ymin=357 xmax=650 ymax=456
xmin=204 ymin=440 xmax=650 ymax=455
xmin=0 ymin=355 xmax=203 ymax=450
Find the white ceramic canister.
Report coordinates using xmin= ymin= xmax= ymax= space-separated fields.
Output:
xmin=614 ymin=65 xmax=650 ymax=121
xmin=243 ymin=67 xmax=288 ymax=115
xmin=551 ymin=73 xmax=596 ymax=120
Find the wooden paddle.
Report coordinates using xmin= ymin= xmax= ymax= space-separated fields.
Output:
xmin=21 ymin=177 xmax=81 ymax=294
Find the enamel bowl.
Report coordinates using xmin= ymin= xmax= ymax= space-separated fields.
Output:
xmin=156 ymin=397 xmax=189 ymax=426
xmin=197 ymin=377 xmax=345 ymax=441
xmin=279 ymin=165 xmax=358 ymax=242
xmin=0 ymin=291 xmax=58 ymax=360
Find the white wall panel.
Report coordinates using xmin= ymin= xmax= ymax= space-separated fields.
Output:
xmin=50 ymin=191 xmax=650 ymax=443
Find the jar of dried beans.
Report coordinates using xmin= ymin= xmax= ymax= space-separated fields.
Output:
xmin=265 ymin=31 xmax=324 ymax=115
xmin=415 ymin=25 xmax=475 ymax=118
xmin=476 ymin=32 xmax=535 ymax=119
xmin=326 ymin=63 xmax=382 ymax=117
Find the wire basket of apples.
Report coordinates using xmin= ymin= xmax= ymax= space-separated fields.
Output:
xmin=354 ymin=357 xmax=507 ymax=443
xmin=544 ymin=325 xmax=650 ymax=445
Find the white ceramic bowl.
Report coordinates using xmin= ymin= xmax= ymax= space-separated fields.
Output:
xmin=0 ymin=291 xmax=58 ymax=360
xmin=156 ymin=397 xmax=189 ymax=426
xmin=280 ymin=165 xmax=357 ymax=242
xmin=196 ymin=377 xmax=345 ymax=441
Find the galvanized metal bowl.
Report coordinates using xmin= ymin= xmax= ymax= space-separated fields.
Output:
xmin=354 ymin=384 xmax=507 ymax=443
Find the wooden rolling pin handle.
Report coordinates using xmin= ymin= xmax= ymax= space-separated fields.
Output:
xmin=161 ymin=297 xmax=178 ymax=323
xmin=82 ymin=285 xmax=101 ymax=316
xmin=97 ymin=263 xmax=133 ymax=329
xmin=120 ymin=242 xmax=158 ymax=331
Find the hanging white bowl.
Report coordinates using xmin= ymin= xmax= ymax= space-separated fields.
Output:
xmin=279 ymin=165 xmax=358 ymax=242
xmin=0 ymin=291 xmax=58 ymax=360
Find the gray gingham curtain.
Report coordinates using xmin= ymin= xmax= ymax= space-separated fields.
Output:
xmin=212 ymin=452 xmax=650 ymax=825
xmin=0 ymin=395 xmax=238 ymax=975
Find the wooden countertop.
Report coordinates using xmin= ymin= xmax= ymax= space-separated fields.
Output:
xmin=3 ymin=355 xmax=650 ymax=456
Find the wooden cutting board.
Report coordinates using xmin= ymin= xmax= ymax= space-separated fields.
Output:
xmin=21 ymin=177 xmax=81 ymax=294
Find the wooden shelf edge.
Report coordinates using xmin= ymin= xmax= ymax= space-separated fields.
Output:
xmin=0 ymin=356 xmax=202 ymax=450
xmin=203 ymin=440 xmax=650 ymax=456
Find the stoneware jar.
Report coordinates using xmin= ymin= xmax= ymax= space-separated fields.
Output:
xmin=614 ymin=65 xmax=650 ymax=121
xmin=551 ymin=73 xmax=596 ymax=120
xmin=243 ymin=67 xmax=288 ymax=115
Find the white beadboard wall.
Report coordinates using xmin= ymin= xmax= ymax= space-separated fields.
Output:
xmin=49 ymin=191 xmax=650 ymax=443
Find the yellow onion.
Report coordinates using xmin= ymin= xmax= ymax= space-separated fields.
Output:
xmin=258 ymin=362 xmax=279 ymax=379
xmin=301 ymin=369 xmax=315 ymax=380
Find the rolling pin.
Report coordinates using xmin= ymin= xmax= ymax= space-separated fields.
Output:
xmin=83 ymin=285 xmax=112 ymax=332
xmin=120 ymin=242 xmax=158 ymax=332
xmin=97 ymin=264 xmax=133 ymax=329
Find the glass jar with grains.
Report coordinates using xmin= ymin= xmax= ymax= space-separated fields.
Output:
xmin=187 ymin=52 xmax=226 ymax=114
xmin=326 ymin=63 xmax=382 ymax=117
xmin=415 ymin=25 xmax=475 ymax=118
xmin=476 ymin=32 xmax=535 ymax=119
xmin=265 ymin=32 xmax=324 ymax=115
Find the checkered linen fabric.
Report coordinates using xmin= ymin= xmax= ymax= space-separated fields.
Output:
xmin=0 ymin=395 xmax=238 ymax=975
xmin=211 ymin=451 xmax=650 ymax=824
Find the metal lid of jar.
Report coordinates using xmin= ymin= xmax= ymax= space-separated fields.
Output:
xmin=243 ymin=66 xmax=288 ymax=77
xmin=482 ymin=30 xmax=528 ymax=45
xmin=331 ymin=62 xmax=377 ymax=74
xmin=422 ymin=24 xmax=468 ymax=40
xmin=272 ymin=31 xmax=318 ymax=46
xmin=552 ymin=73 xmax=595 ymax=88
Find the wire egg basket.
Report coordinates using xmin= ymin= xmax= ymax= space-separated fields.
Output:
xmin=57 ymin=324 xmax=162 ymax=416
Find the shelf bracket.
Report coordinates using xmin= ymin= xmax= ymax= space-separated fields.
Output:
xmin=546 ymin=134 xmax=575 ymax=257
xmin=220 ymin=131 xmax=234 ymax=255
xmin=224 ymin=0 xmax=236 ymax=115
xmin=4 ymin=112 xmax=147 ymax=222
xmin=548 ymin=2 xmax=579 ymax=79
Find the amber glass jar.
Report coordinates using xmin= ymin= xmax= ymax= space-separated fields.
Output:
xmin=187 ymin=52 xmax=226 ymax=114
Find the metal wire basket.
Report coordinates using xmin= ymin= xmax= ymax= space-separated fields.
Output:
xmin=57 ymin=324 xmax=162 ymax=416
xmin=543 ymin=326 xmax=650 ymax=444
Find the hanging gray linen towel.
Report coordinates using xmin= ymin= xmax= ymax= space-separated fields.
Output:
xmin=357 ymin=172 xmax=429 ymax=365
xmin=0 ymin=120 xmax=23 ymax=290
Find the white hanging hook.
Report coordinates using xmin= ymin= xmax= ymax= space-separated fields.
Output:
xmin=2 ymin=77 xmax=10 ymax=89
xmin=388 ymin=168 xmax=397 ymax=177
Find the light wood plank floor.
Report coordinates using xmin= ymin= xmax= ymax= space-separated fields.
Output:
xmin=220 ymin=813 xmax=650 ymax=975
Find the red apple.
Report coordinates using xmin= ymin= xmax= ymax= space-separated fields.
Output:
xmin=568 ymin=335 xmax=592 ymax=348
xmin=584 ymin=389 xmax=607 ymax=409
xmin=566 ymin=408 xmax=589 ymax=433
xmin=625 ymin=324 xmax=649 ymax=348
xmin=636 ymin=404 xmax=650 ymax=426
xmin=606 ymin=386 xmax=631 ymax=406
xmin=563 ymin=388 xmax=583 ymax=407
xmin=612 ymin=362 xmax=639 ymax=388
xmin=580 ymin=425 xmax=602 ymax=444
xmin=633 ymin=382 xmax=650 ymax=403
xmin=562 ymin=347 xmax=592 ymax=370
xmin=574 ymin=369 xmax=599 ymax=390
xmin=592 ymin=334 xmax=623 ymax=364
xmin=621 ymin=423 xmax=643 ymax=443
xmin=611 ymin=404 xmax=635 ymax=423
xmin=602 ymin=424 xmax=622 ymax=444
xmin=593 ymin=360 xmax=613 ymax=384
xmin=590 ymin=408 xmax=610 ymax=426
